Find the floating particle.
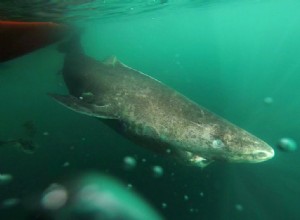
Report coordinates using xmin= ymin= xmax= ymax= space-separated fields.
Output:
xmin=278 ymin=138 xmax=297 ymax=152
xmin=127 ymin=183 xmax=133 ymax=189
xmin=1 ymin=198 xmax=20 ymax=208
xmin=235 ymin=204 xmax=244 ymax=211
xmin=41 ymin=183 xmax=68 ymax=210
xmin=189 ymin=208 xmax=194 ymax=213
xmin=81 ymin=137 xmax=86 ymax=141
xmin=123 ymin=156 xmax=137 ymax=170
xmin=264 ymin=97 xmax=274 ymax=105
xmin=0 ymin=173 xmax=13 ymax=185
xmin=141 ymin=158 xmax=147 ymax=163
xmin=175 ymin=53 xmax=180 ymax=58
xmin=166 ymin=149 xmax=171 ymax=154
xmin=161 ymin=202 xmax=167 ymax=209
xmin=184 ymin=195 xmax=189 ymax=201
xmin=152 ymin=165 xmax=164 ymax=178
xmin=43 ymin=131 xmax=49 ymax=136
xmin=199 ymin=192 xmax=204 ymax=197
xmin=62 ymin=162 xmax=70 ymax=167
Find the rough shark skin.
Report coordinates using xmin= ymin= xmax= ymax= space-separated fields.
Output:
xmin=51 ymin=41 xmax=274 ymax=167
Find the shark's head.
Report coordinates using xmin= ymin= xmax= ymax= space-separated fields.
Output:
xmin=186 ymin=119 xmax=275 ymax=166
xmin=203 ymin=124 xmax=275 ymax=163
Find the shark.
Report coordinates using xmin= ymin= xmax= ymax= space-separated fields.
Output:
xmin=50 ymin=37 xmax=274 ymax=168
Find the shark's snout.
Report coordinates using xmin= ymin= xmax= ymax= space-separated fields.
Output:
xmin=252 ymin=147 xmax=275 ymax=162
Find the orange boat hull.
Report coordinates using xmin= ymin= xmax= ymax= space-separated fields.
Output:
xmin=0 ymin=21 xmax=70 ymax=62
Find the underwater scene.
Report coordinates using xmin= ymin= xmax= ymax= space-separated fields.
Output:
xmin=0 ymin=0 xmax=300 ymax=219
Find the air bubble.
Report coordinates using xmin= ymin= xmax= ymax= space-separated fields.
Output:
xmin=235 ymin=204 xmax=244 ymax=211
xmin=62 ymin=162 xmax=70 ymax=167
xmin=152 ymin=165 xmax=164 ymax=178
xmin=0 ymin=173 xmax=13 ymax=185
xmin=1 ymin=198 xmax=20 ymax=208
xmin=123 ymin=156 xmax=137 ymax=170
xmin=278 ymin=138 xmax=297 ymax=152
xmin=161 ymin=202 xmax=167 ymax=209
xmin=264 ymin=97 xmax=273 ymax=104
xmin=41 ymin=183 xmax=68 ymax=210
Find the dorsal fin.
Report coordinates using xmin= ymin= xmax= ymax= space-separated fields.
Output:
xmin=103 ymin=56 xmax=118 ymax=67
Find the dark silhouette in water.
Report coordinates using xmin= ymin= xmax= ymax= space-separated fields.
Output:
xmin=22 ymin=120 xmax=37 ymax=138
xmin=0 ymin=138 xmax=37 ymax=154
xmin=0 ymin=120 xmax=38 ymax=153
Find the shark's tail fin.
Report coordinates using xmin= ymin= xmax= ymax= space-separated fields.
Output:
xmin=57 ymin=28 xmax=84 ymax=54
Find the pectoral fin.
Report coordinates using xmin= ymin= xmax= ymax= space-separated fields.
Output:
xmin=189 ymin=155 xmax=214 ymax=168
xmin=174 ymin=149 xmax=213 ymax=168
xmin=49 ymin=93 xmax=118 ymax=119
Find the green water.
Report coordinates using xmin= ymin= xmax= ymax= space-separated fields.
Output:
xmin=0 ymin=0 xmax=300 ymax=219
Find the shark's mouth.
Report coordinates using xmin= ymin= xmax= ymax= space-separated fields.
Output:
xmin=247 ymin=149 xmax=275 ymax=163
xmin=226 ymin=148 xmax=275 ymax=163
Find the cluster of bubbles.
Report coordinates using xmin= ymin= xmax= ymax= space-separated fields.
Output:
xmin=262 ymin=97 xmax=298 ymax=154
xmin=0 ymin=173 xmax=20 ymax=209
xmin=122 ymin=155 xmax=164 ymax=178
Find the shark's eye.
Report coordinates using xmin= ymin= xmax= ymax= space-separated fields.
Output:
xmin=212 ymin=139 xmax=225 ymax=148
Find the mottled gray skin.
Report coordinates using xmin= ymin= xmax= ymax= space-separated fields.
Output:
xmin=52 ymin=42 xmax=274 ymax=167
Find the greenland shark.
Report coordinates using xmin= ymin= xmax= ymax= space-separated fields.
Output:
xmin=50 ymin=37 xmax=274 ymax=168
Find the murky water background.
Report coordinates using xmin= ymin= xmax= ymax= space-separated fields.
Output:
xmin=0 ymin=0 xmax=300 ymax=219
